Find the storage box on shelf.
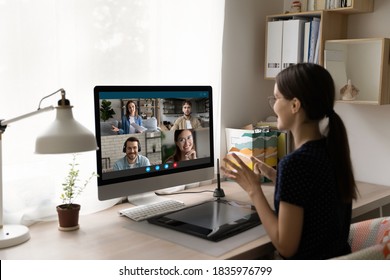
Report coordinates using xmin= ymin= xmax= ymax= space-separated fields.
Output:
xmin=325 ymin=38 xmax=390 ymax=105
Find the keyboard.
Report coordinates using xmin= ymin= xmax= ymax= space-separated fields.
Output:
xmin=119 ymin=199 xmax=186 ymax=222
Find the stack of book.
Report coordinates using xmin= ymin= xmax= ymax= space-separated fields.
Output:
xmin=302 ymin=0 xmax=352 ymax=11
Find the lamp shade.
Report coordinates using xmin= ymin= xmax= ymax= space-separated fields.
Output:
xmin=35 ymin=106 xmax=98 ymax=154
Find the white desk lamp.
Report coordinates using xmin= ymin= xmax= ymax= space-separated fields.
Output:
xmin=0 ymin=88 xmax=97 ymax=249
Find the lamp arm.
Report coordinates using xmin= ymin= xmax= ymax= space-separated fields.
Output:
xmin=1 ymin=106 xmax=54 ymax=129
xmin=0 ymin=88 xmax=67 ymax=131
xmin=37 ymin=88 xmax=65 ymax=110
xmin=0 ymin=88 xmax=65 ymax=135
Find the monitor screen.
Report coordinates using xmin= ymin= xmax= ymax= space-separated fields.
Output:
xmin=94 ymin=85 xmax=214 ymax=201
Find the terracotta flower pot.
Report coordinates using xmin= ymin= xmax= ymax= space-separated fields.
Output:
xmin=56 ymin=204 xmax=81 ymax=231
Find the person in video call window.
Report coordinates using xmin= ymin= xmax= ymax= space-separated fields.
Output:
xmin=222 ymin=63 xmax=357 ymax=260
xmin=112 ymin=100 xmax=143 ymax=134
xmin=170 ymin=100 xmax=202 ymax=130
xmin=165 ymin=129 xmax=197 ymax=163
xmin=113 ymin=137 xmax=150 ymax=171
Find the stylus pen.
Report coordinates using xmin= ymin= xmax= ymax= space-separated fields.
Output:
xmin=217 ymin=158 xmax=221 ymax=187
xmin=213 ymin=158 xmax=225 ymax=198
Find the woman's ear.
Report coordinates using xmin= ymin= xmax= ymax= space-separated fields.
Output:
xmin=291 ymin=98 xmax=301 ymax=114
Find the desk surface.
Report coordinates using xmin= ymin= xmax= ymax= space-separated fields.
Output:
xmin=1 ymin=181 xmax=390 ymax=260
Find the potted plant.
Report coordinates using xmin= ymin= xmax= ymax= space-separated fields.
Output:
xmin=99 ymin=99 xmax=118 ymax=135
xmin=56 ymin=154 xmax=98 ymax=231
xmin=99 ymin=99 xmax=116 ymax=121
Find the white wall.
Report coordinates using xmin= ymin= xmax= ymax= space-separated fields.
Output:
xmin=340 ymin=0 xmax=390 ymax=185
xmin=220 ymin=0 xmax=281 ymax=159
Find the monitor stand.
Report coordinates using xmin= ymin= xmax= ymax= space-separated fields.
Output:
xmin=127 ymin=185 xmax=187 ymax=205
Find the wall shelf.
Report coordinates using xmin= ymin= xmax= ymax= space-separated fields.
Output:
xmin=265 ymin=11 xmax=348 ymax=78
xmin=264 ymin=0 xmax=374 ymax=79
xmin=325 ymin=38 xmax=390 ymax=105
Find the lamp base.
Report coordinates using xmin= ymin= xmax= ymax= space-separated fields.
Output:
xmin=0 ymin=224 xmax=30 ymax=249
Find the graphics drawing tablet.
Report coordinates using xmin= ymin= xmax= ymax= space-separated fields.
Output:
xmin=148 ymin=199 xmax=261 ymax=242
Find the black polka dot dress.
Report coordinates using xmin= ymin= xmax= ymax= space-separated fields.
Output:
xmin=274 ymin=138 xmax=352 ymax=259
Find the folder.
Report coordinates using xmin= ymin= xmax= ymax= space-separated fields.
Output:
xmin=308 ymin=18 xmax=320 ymax=63
xmin=313 ymin=29 xmax=321 ymax=64
xmin=131 ymin=122 xmax=148 ymax=132
xmin=266 ymin=20 xmax=283 ymax=78
xmin=281 ymin=19 xmax=306 ymax=70
xmin=303 ymin=21 xmax=311 ymax=62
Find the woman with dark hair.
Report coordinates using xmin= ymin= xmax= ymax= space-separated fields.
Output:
xmin=112 ymin=100 xmax=143 ymax=134
xmin=222 ymin=63 xmax=357 ymax=259
xmin=165 ymin=129 xmax=197 ymax=163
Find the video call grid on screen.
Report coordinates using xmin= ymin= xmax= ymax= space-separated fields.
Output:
xmin=94 ymin=86 xmax=214 ymax=186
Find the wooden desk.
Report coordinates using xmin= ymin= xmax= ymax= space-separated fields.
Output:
xmin=0 ymin=181 xmax=389 ymax=260
xmin=352 ymin=181 xmax=390 ymax=222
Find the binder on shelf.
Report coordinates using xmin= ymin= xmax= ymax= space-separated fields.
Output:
xmin=266 ymin=20 xmax=283 ymax=78
xmin=303 ymin=21 xmax=311 ymax=62
xmin=282 ymin=19 xmax=307 ymax=70
xmin=308 ymin=18 xmax=320 ymax=63
xmin=313 ymin=28 xmax=321 ymax=64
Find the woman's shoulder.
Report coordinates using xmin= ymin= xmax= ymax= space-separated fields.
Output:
xmin=280 ymin=139 xmax=328 ymax=169
xmin=290 ymin=139 xmax=326 ymax=156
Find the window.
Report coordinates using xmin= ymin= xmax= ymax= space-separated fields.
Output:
xmin=0 ymin=0 xmax=225 ymax=224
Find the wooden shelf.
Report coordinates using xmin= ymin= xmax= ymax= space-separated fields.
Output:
xmin=325 ymin=38 xmax=390 ymax=105
xmin=264 ymin=0 xmax=374 ymax=79
xmin=265 ymin=11 xmax=347 ymax=79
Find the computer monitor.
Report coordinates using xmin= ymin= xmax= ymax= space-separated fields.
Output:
xmin=94 ymin=85 xmax=214 ymax=204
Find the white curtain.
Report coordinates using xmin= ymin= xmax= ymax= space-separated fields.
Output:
xmin=0 ymin=0 xmax=225 ymax=225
